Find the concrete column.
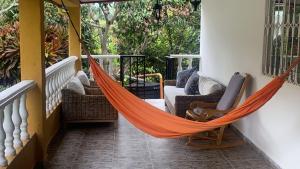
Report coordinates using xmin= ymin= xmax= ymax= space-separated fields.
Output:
xmin=68 ymin=5 xmax=82 ymax=71
xmin=19 ymin=0 xmax=46 ymax=161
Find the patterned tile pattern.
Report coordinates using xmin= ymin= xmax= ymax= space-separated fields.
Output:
xmin=46 ymin=115 xmax=278 ymax=169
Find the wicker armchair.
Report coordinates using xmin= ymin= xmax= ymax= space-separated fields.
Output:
xmin=61 ymin=87 xmax=118 ymax=125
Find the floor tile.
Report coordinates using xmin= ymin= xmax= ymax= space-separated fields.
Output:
xmin=47 ymin=115 xmax=278 ymax=169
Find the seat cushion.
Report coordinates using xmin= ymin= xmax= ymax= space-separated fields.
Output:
xmin=164 ymin=86 xmax=185 ymax=106
xmin=76 ymin=70 xmax=90 ymax=86
xmin=216 ymin=72 xmax=245 ymax=111
xmin=198 ymin=76 xmax=224 ymax=95
xmin=176 ymin=67 xmax=197 ymax=88
xmin=66 ymin=77 xmax=86 ymax=95
xmin=184 ymin=72 xmax=200 ymax=95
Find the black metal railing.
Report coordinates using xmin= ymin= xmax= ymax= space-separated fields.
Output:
xmin=120 ymin=55 xmax=146 ymax=98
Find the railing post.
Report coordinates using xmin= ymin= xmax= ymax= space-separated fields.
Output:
xmin=177 ymin=57 xmax=183 ymax=72
xmin=108 ymin=58 xmax=113 ymax=76
xmin=188 ymin=58 xmax=193 ymax=69
xmin=19 ymin=0 xmax=47 ymax=162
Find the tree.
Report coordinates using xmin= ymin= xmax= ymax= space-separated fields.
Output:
xmin=81 ymin=2 xmax=120 ymax=55
xmin=0 ymin=0 xmax=18 ymax=15
xmin=115 ymin=0 xmax=200 ymax=75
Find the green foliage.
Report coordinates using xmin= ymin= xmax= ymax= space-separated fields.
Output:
xmin=0 ymin=0 xmax=200 ymax=87
xmin=0 ymin=1 xmax=69 ymax=86
xmin=82 ymin=0 xmax=200 ymax=78
xmin=0 ymin=22 xmax=20 ymax=86
xmin=115 ymin=0 xmax=200 ymax=76
xmin=81 ymin=4 xmax=101 ymax=54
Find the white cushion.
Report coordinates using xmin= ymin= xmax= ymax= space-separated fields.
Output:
xmin=164 ymin=86 xmax=185 ymax=106
xmin=66 ymin=77 xmax=85 ymax=95
xmin=76 ymin=70 xmax=90 ymax=86
xmin=198 ymin=76 xmax=223 ymax=95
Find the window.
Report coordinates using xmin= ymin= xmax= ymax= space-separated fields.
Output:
xmin=263 ymin=0 xmax=300 ymax=84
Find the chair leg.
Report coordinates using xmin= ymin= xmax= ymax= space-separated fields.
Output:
xmin=114 ymin=120 xmax=118 ymax=129
xmin=216 ymin=126 xmax=226 ymax=145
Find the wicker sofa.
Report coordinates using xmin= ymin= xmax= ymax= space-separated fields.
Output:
xmin=164 ymin=79 xmax=225 ymax=118
xmin=61 ymin=82 xmax=118 ymax=125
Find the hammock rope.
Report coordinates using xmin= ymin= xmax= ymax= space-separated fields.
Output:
xmin=61 ymin=0 xmax=300 ymax=138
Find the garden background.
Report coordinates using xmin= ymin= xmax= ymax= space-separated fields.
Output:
xmin=0 ymin=0 xmax=200 ymax=91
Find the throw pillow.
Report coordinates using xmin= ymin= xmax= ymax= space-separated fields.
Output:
xmin=176 ymin=67 xmax=197 ymax=88
xmin=184 ymin=71 xmax=200 ymax=95
xmin=198 ymin=76 xmax=224 ymax=95
xmin=216 ymin=72 xmax=245 ymax=111
xmin=66 ymin=77 xmax=86 ymax=95
xmin=76 ymin=70 xmax=90 ymax=86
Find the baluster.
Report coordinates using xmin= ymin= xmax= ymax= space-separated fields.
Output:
xmin=70 ymin=64 xmax=75 ymax=77
xmin=45 ymin=80 xmax=49 ymax=116
xmin=89 ymin=66 xmax=94 ymax=80
xmin=99 ymin=58 xmax=104 ymax=68
xmin=0 ymin=109 xmax=7 ymax=166
xmin=20 ymin=94 xmax=29 ymax=141
xmin=108 ymin=58 xmax=113 ymax=76
xmin=54 ymin=74 xmax=59 ymax=106
xmin=51 ymin=76 xmax=56 ymax=110
xmin=12 ymin=98 xmax=22 ymax=148
xmin=177 ymin=57 xmax=183 ymax=72
xmin=62 ymin=68 xmax=68 ymax=86
xmin=54 ymin=73 xmax=58 ymax=105
xmin=187 ymin=58 xmax=193 ymax=69
xmin=48 ymin=77 xmax=53 ymax=112
xmin=58 ymin=71 xmax=63 ymax=102
xmin=198 ymin=57 xmax=202 ymax=72
xmin=3 ymin=103 xmax=16 ymax=156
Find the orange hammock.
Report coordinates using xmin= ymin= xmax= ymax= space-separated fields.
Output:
xmin=88 ymin=55 xmax=300 ymax=138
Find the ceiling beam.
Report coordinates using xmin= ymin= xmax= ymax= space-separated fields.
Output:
xmin=80 ymin=0 xmax=130 ymax=4
xmin=50 ymin=0 xmax=80 ymax=7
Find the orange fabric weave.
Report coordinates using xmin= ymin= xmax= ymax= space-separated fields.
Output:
xmin=88 ymin=56 xmax=300 ymax=138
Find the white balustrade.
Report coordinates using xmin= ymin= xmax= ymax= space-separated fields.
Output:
xmin=0 ymin=109 xmax=6 ymax=166
xmin=12 ymin=98 xmax=22 ymax=149
xmin=82 ymin=55 xmax=120 ymax=78
xmin=169 ymin=54 xmax=201 ymax=72
xmin=0 ymin=80 xmax=35 ymax=166
xmin=4 ymin=103 xmax=15 ymax=156
xmin=45 ymin=56 xmax=77 ymax=117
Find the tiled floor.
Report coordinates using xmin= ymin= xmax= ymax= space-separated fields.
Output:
xmin=46 ymin=115 xmax=278 ymax=169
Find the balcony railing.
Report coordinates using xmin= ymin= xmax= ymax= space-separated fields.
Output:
xmin=82 ymin=55 xmax=120 ymax=78
xmin=166 ymin=54 xmax=201 ymax=80
xmin=0 ymin=80 xmax=36 ymax=166
xmin=45 ymin=56 xmax=77 ymax=117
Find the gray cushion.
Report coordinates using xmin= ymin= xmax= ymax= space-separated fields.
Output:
xmin=164 ymin=86 xmax=185 ymax=106
xmin=198 ymin=76 xmax=224 ymax=95
xmin=176 ymin=67 xmax=197 ymax=88
xmin=76 ymin=70 xmax=90 ymax=86
xmin=216 ymin=72 xmax=245 ymax=111
xmin=66 ymin=77 xmax=86 ymax=95
xmin=184 ymin=72 xmax=200 ymax=95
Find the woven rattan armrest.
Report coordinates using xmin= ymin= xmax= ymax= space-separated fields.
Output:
xmin=84 ymin=87 xmax=103 ymax=95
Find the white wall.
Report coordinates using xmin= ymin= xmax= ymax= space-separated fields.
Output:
xmin=201 ymin=1 xmax=300 ymax=169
